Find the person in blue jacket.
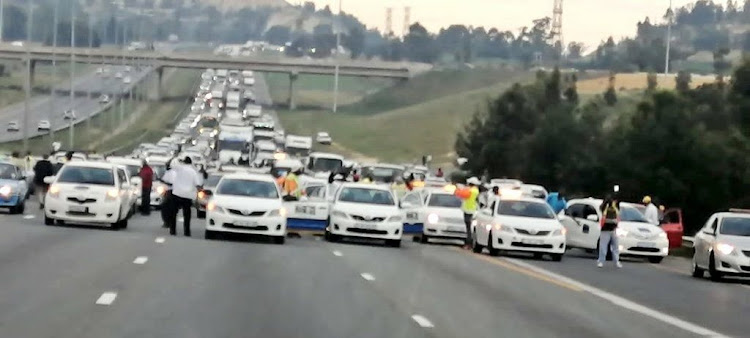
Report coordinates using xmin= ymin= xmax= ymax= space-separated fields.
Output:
xmin=547 ymin=190 xmax=567 ymax=214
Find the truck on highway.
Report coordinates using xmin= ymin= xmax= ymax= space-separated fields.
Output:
xmin=217 ymin=131 xmax=251 ymax=164
xmin=285 ymin=135 xmax=312 ymax=158
xmin=244 ymin=104 xmax=262 ymax=120
xmin=226 ymin=90 xmax=241 ymax=110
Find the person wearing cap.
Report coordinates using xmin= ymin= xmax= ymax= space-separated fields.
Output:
xmin=642 ymin=195 xmax=659 ymax=225
xmin=455 ymin=177 xmax=481 ymax=249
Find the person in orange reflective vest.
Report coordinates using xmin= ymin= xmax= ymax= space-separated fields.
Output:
xmin=282 ymin=168 xmax=302 ymax=201
xmin=455 ymin=177 xmax=481 ymax=249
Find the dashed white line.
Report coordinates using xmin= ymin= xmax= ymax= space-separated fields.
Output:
xmin=23 ymin=214 xmax=35 ymax=219
xmin=332 ymin=250 xmax=343 ymax=257
xmin=360 ymin=273 xmax=375 ymax=281
xmin=95 ymin=292 xmax=118 ymax=305
xmin=133 ymin=256 xmax=148 ymax=264
xmin=155 ymin=237 xmax=165 ymax=244
xmin=411 ymin=315 xmax=434 ymax=328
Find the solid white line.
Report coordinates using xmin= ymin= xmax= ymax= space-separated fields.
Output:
xmin=155 ymin=237 xmax=165 ymax=244
xmin=503 ymin=258 xmax=728 ymax=338
xmin=360 ymin=273 xmax=375 ymax=281
xmin=95 ymin=292 xmax=118 ymax=305
xmin=23 ymin=214 xmax=35 ymax=219
xmin=411 ymin=315 xmax=434 ymax=328
xmin=332 ymin=250 xmax=343 ymax=257
xmin=133 ymin=256 xmax=148 ymax=265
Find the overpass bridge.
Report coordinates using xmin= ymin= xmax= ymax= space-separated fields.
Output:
xmin=0 ymin=46 xmax=411 ymax=107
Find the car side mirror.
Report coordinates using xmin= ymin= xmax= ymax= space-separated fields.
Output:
xmin=43 ymin=176 xmax=55 ymax=184
xmin=586 ymin=214 xmax=599 ymax=222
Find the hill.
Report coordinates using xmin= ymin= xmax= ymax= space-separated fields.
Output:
xmin=197 ymin=0 xmax=289 ymax=9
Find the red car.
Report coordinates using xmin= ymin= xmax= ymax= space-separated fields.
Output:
xmin=633 ymin=205 xmax=684 ymax=248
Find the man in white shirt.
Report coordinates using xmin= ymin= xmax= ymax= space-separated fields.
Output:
xmin=642 ymin=195 xmax=659 ymax=225
xmin=162 ymin=157 xmax=203 ymax=236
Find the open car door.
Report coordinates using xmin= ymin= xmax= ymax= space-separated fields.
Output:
xmin=660 ymin=208 xmax=684 ymax=248
xmin=285 ymin=183 xmax=330 ymax=232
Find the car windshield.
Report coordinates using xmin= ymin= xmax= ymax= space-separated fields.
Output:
xmin=720 ymin=217 xmax=750 ymax=236
xmin=428 ymin=193 xmax=462 ymax=208
xmin=496 ymin=200 xmax=556 ymax=219
xmin=620 ymin=206 xmax=649 ymax=223
xmin=58 ymin=166 xmax=115 ymax=186
xmin=0 ymin=163 xmax=17 ymax=179
xmin=311 ymin=157 xmax=343 ymax=172
xmin=123 ymin=165 xmax=139 ymax=177
xmin=216 ymin=179 xmax=278 ymax=199
xmin=151 ymin=165 xmax=166 ymax=178
xmin=205 ymin=175 xmax=222 ymax=188
xmin=338 ymin=187 xmax=395 ymax=206
xmin=218 ymin=140 xmax=246 ymax=151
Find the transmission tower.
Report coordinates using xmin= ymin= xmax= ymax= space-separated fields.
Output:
xmin=403 ymin=7 xmax=411 ymax=37
xmin=552 ymin=0 xmax=564 ymax=57
xmin=385 ymin=7 xmax=393 ymax=36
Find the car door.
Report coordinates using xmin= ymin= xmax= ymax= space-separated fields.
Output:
xmin=562 ymin=203 xmax=600 ymax=250
xmin=116 ymin=168 xmax=131 ymax=218
xmin=401 ymin=192 xmax=424 ymax=234
xmin=660 ymin=208 xmax=684 ymax=248
xmin=694 ymin=216 xmax=718 ymax=267
xmin=286 ymin=183 xmax=329 ymax=227
xmin=475 ymin=207 xmax=494 ymax=245
xmin=577 ymin=203 xmax=602 ymax=249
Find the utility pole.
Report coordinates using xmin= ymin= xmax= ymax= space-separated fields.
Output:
xmin=49 ymin=0 xmax=58 ymax=139
xmin=665 ymin=0 xmax=673 ymax=75
xmin=69 ymin=9 xmax=76 ymax=149
xmin=22 ymin=0 xmax=33 ymax=152
xmin=552 ymin=0 xmax=564 ymax=63
xmin=0 ymin=0 xmax=5 ymax=43
xmin=332 ymin=0 xmax=342 ymax=113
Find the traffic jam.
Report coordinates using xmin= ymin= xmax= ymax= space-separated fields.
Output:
xmin=7 ymin=67 xmax=749 ymax=285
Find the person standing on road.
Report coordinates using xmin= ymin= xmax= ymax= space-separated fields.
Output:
xmin=642 ymin=195 xmax=659 ymax=225
xmin=138 ymin=160 xmax=154 ymax=216
xmin=159 ymin=158 xmax=177 ymax=228
xmin=162 ymin=157 xmax=203 ymax=237
xmin=455 ymin=177 xmax=480 ymax=250
xmin=32 ymin=154 xmax=54 ymax=209
xmin=598 ymin=195 xmax=622 ymax=268
xmin=436 ymin=168 xmax=444 ymax=178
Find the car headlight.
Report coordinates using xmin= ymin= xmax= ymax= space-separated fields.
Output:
xmin=48 ymin=184 xmax=60 ymax=198
xmin=658 ymin=232 xmax=667 ymax=239
xmin=388 ymin=215 xmax=403 ymax=222
xmin=331 ymin=210 xmax=348 ymax=218
xmin=0 ymin=185 xmax=12 ymax=196
xmin=207 ymin=202 xmax=224 ymax=213
xmin=615 ymin=228 xmax=629 ymax=237
xmin=552 ymin=228 xmax=566 ymax=236
xmin=266 ymin=208 xmax=287 ymax=217
xmin=105 ymin=188 xmax=120 ymax=200
xmin=427 ymin=213 xmax=439 ymax=224
xmin=156 ymin=186 xmax=166 ymax=195
xmin=716 ymin=243 xmax=736 ymax=256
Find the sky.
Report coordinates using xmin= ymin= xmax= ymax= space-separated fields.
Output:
xmin=307 ymin=0 xmax=729 ymax=50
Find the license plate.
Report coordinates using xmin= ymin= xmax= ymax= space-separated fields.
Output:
xmin=234 ymin=221 xmax=256 ymax=227
xmin=295 ymin=206 xmax=315 ymax=215
xmin=356 ymin=223 xmax=376 ymax=230
xmin=447 ymin=226 xmax=465 ymax=232
xmin=521 ymin=239 xmax=544 ymax=245
xmin=637 ymin=241 xmax=655 ymax=248
xmin=69 ymin=205 xmax=87 ymax=213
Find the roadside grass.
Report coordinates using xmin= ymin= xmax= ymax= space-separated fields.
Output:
xmin=263 ymin=72 xmax=393 ymax=110
xmin=577 ymin=72 xmax=717 ymax=94
xmin=0 ymin=62 xmax=94 ymax=107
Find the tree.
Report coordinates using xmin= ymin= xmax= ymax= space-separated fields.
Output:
xmin=344 ymin=26 xmax=365 ymax=59
xmin=714 ymin=47 xmax=732 ymax=82
xmin=403 ymin=23 xmax=438 ymax=63
xmin=265 ymin=25 xmax=291 ymax=46
xmin=604 ymin=72 xmax=617 ymax=106
xmin=567 ymin=42 xmax=585 ymax=59
xmin=646 ymin=72 xmax=658 ymax=92
xmin=675 ymin=70 xmax=692 ymax=92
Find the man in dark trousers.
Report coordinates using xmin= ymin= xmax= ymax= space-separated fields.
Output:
xmin=162 ymin=157 xmax=203 ymax=237
xmin=138 ymin=160 xmax=154 ymax=215
xmin=32 ymin=154 xmax=55 ymax=209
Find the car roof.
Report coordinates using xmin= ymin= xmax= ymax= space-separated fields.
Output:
xmin=310 ymin=152 xmax=344 ymax=160
xmin=498 ymin=196 xmax=550 ymax=204
xmin=221 ymin=172 xmax=275 ymax=182
xmin=714 ymin=212 xmax=750 ymax=219
xmin=63 ymin=161 xmax=117 ymax=169
xmin=107 ymin=157 xmax=141 ymax=165
xmin=339 ymin=182 xmax=392 ymax=191
xmin=362 ymin=163 xmax=405 ymax=170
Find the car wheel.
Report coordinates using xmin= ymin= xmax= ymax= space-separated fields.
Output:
xmin=709 ymin=253 xmax=723 ymax=282
xmin=197 ymin=210 xmax=206 ymax=219
xmin=487 ymin=231 xmax=500 ymax=257
xmin=273 ymin=236 xmax=285 ymax=245
xmin=18 ymin=201 xmax=25 ymax=214
xmin=44 ymin=215 xmax=54 ymax=226
xmin=205 ymin=230 xmax=216 ymax=240
xmin=420 ymin=234 xmax=429 ymax=244
xmin=648 ymin=256 xmax=664 ymax=264
xmin=119 ymin=218 xmax=128 ymax=229
xmin=533 ymin=253 xmax=544 ymax=260
xmin=471 ymin=231 xmax=483 ymax=253
xmin=551 ymin=253 xmax=563 ymax=262
xmin=386 ymin=239 xmax=401 ymax=248
xmin=691 ymin=257 xmax=705 ymax=278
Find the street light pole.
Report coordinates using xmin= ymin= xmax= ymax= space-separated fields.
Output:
xmin=664 ymin=0 xmax=673 ymax=75
xmin=22 ymin=0 xmax=33 ymax=152
xmin=49 ymin=0 xmax=58 ymax=139
xmin=332 ymin=0 xmax=342 ymax=113
xmin=69 ymin=9 xmax=76 ymax=149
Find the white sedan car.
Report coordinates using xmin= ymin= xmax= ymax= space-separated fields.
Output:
xmin=43 ymin=162 xmax=132 ymax=229
xmin=37 ymin=120 xmax=51 ymax=131
xmin=6 ymin=121 xmax=19 ymax=132
xmin=325 ymin=183 xmax=403 ymax=247
xmin=474 ymin=197 xmax=566 ymax=261
xmin=400 ymin=188 xmax=466 ymax=243
xmin=692 ymin=210 xmax=750 ymax=281
xmin=316 ymin=132 xmax=332 ymax=145
xmin=205 ymin=173 xmax=287 ymax=244
xmin=558 ymin=199 xmax=669 ymax=263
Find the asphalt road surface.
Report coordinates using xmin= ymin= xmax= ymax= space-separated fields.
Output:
xmin=0 ymin=202 xmax=740 ymax=338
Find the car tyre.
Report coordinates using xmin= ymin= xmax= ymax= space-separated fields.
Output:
xmin=691 ymin=257 xmax=705 ymax=278
xmin=386 ymin=239 xmax=401 ymax=248
xmin=472 ymin=231 xmax=483 ymax=253
xmin=119 ymin=218 xmax=128 ymax=229
xmin=44 ymin=215 xmax=54 ymax=226
xmin=487 ymin=231 xmax=500 ymax=257
xmin=551 ymin=253 xmax=563 ymax=262
xmin=205 ymin=230 xmax=216 ymax=240
xmin=197 ymin=210 xmax=206 ymax=219
xmin=420 ymin=234 xmax=429 ymax=244
xmin=648 ymin=256 xmax=664 ymax=264
xmin=533 ymin=253 xmax=544 ymax=260
xmin=273 ymin=236 xmax=285 ymax=245
xmin=708 ymin=253 xmax=723 ymax=282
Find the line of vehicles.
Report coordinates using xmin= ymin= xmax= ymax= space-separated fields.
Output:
xmin=24 ymin=67 xmax=750 ymax=282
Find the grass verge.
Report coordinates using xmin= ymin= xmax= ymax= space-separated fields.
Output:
xmin=263 ymin=72 xmax=394 ymax=110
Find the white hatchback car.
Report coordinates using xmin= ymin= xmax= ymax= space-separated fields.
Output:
xmin=316 ymin=132 xmax=332 ymax=145
xmin=400 ymin=188 xmax=466 ymax=243
xmin=558 ymin=199 xmax=669 ymax=263
xmin=205 ymin=173 xmax=287 ymax=244
xmin=474 ymin=197 xmax=567 ymax=261
xmin=37 ymin=120 xmax=51 ymax=131
xmin=692 ymin=210 xmax=750 ymax=281
xmin=325 ymin=183 xmax=403 ymax=247
xmin=43 ymin=162 xmax=132 ymax=229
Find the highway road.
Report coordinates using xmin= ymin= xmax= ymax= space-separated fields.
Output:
xmin=0 ymin=66 xmax=152 ymax=143
xmin=0 ymin=208 xmax=740 ymax=338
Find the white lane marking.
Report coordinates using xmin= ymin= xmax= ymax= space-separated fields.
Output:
xmin=360 ymin=273 xmax=375 ymax=281
xmin=332 ymin=250 xmax=343 ymax=257
xmin=504 ymin=258 xmax=729 ymax=338
xmin=23 ymin=214 xmax=35 ymax=219
xmin=133 ymin=256 xmax=148 ymax=264
xmin=411 ymin=315 xmax=434 ymax=328
xmin=155 ymin=237 xmax=165 ymax=244
xmin=95 ymin=292 xmax=118 ymax=305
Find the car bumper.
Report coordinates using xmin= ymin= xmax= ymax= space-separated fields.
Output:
xmin=329 ymin=217 xmax=403 ymax=240
xmin=207 ymin=211 xmax=286 ymax=236
xmin=44 ymin=197 xmax=122 ymax=224
xmin=423 ymin=222 xmax=467 ymax=239
xmin=618 ymin=236 xmax=669 ymax=257
xmin=713 ymin=252 xmax=750 ymax=275
xmin=0 ymin=195 xmax=22 ymax=207
xmin=494 ymin=232 xmax=566 ymax=254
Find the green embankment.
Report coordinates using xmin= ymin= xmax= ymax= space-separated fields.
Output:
xmin=264 ymin=72 xmax=393 ymax=109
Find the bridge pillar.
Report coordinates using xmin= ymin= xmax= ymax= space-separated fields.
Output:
xmin=152 ymin=66 xmax=164 ymax=101
xmin=29 ymin=59 xmax=36 ymax=89
xmin=288 ymin=71 xmax=298 ymax=110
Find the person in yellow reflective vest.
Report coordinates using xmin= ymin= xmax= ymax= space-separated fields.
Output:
xmin=392 ymin=178 xmax=407 ymax=198
xmin=455 ymin=177 xmax=481 ymax=249
xmin=283 ymin=168 xmax=302 ymax=201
